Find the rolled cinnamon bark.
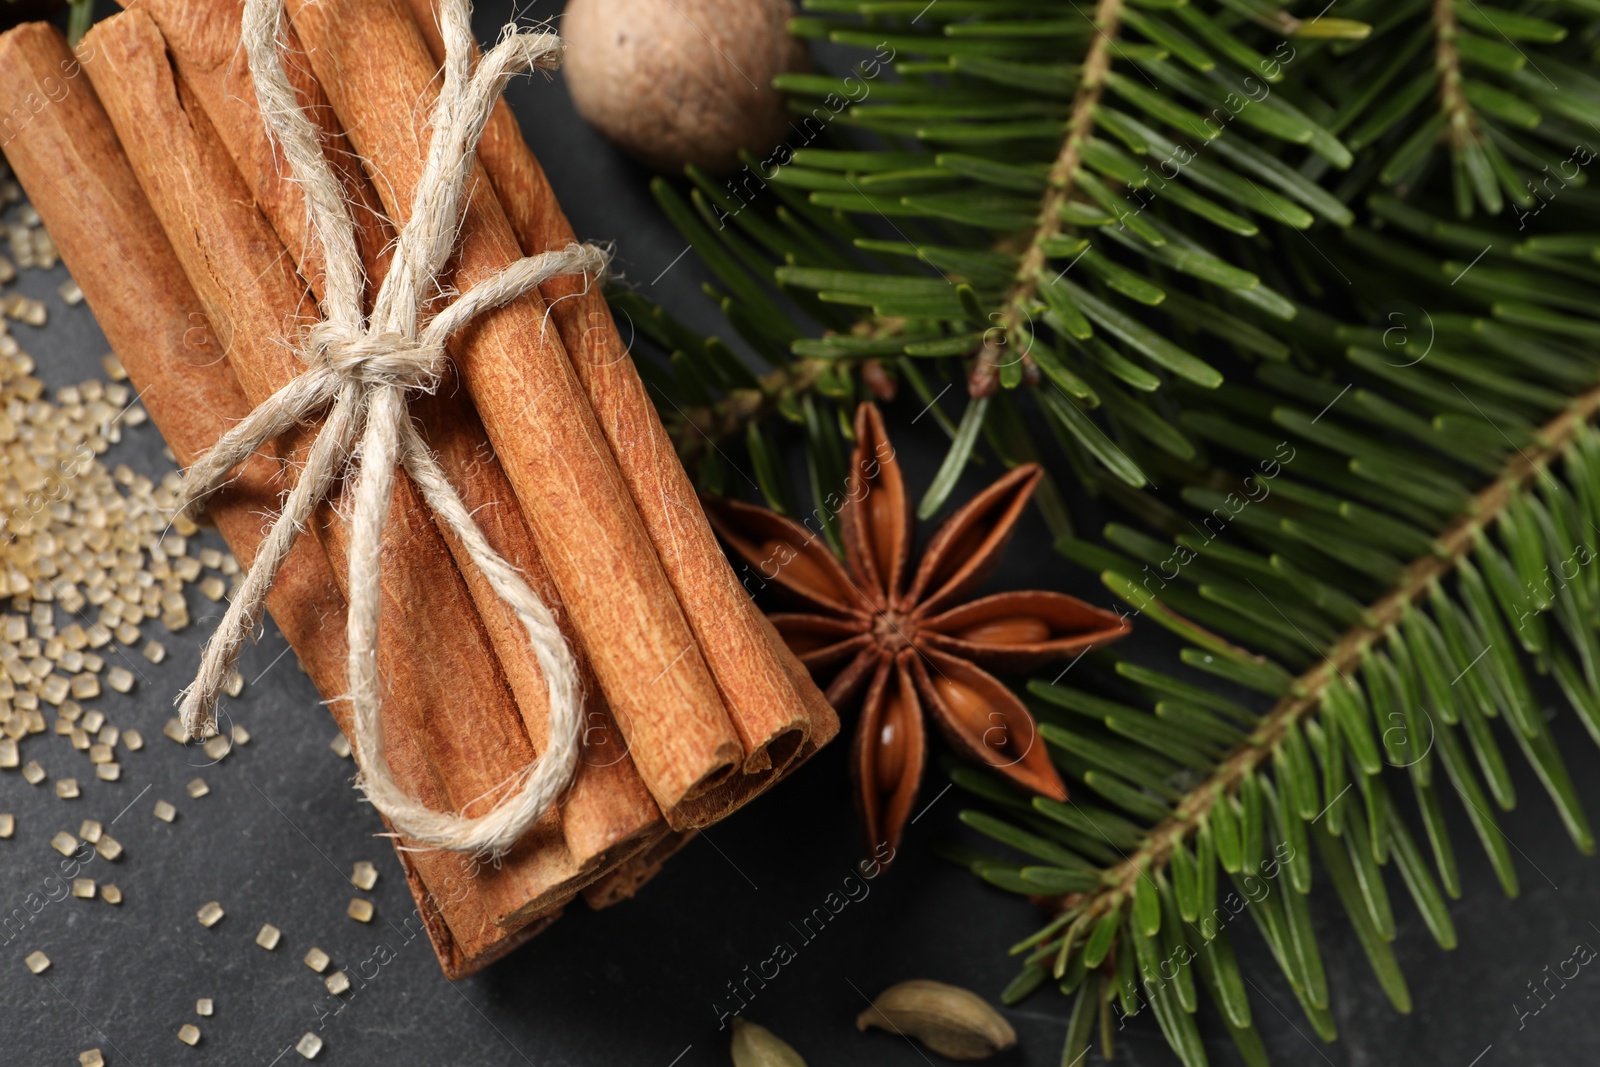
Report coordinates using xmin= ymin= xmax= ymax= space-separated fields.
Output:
xmin=280 ymin=0 xmax=749 ymax=828
xmin=581 ymin=830 xmax=698 ymax=910
xmin=0 ymin=20 xmax=532 ymax=977
xmin=80 ymin=9 xmax=584 ymax=928
xmin=402 ymin=0 xmax=840 ymax=795
xmin=123 ymin=0 xmax=667 ymax=885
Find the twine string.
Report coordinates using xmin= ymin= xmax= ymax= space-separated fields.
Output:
xmin=173 ymin=0 xmax=596 ymax=858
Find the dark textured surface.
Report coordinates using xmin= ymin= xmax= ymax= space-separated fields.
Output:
xmin=3 ymin=2 xmax=1600 ymax=1064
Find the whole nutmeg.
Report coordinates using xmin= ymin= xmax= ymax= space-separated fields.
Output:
xmin=561 ymin=0 xmax=808 ymax=173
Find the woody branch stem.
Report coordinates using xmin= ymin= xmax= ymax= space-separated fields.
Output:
xmin=970 ymin=0 xmax=1126 ymax=397
xmin=1434 ymin=0 xmax=1472 ymax=150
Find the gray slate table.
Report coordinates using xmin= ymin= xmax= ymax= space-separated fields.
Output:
xmin=3 ymin=3 xmax=1599 ymax=1064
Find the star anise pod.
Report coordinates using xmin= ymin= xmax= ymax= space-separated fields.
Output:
xmin=705 ymin=403 xmax=1130 ymax=856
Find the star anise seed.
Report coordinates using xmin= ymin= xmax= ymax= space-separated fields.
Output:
xmin=705 ymin=403 xmax=1130 ymax=858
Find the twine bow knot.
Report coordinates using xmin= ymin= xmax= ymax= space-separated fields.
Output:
xmin=173 ymin=0 xmax=599 ymax=857
xmin=308 ymin=326 xmax=447 ymax=391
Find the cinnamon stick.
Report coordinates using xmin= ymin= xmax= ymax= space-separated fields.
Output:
xmin=403 ymin=0 xmax=840 ymax=801
xmin=124 ymin=0 xmax=666 ymax=883
xmin=0 ymin=20 xmax=536 ymax=977
xmin=581 ymin=830 xmax=698 ymax=910
xmin=81 ymin=9 xmax=584 ymax=928
xmin=280 ymin=0 xmax=748 ymax=828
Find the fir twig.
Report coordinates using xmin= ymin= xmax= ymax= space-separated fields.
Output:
xmin=1072 ymin=380 xmax=1600 ymax=921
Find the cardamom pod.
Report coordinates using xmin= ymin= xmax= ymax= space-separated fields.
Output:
xmin=855 ymin=980 xmax=1016 ymax=1060
xmin=730 ymin=1018 xmax=807 ymax=1067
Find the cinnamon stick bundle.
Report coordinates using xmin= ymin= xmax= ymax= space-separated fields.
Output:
xmin=401 ymin=0 xmax=840 ymax=822
xmin=0 ymin=21 xmax=548 ymax=977
xmin=120 ymin=0 xmax=668 ymax=887
xmin=80 ymin=11 xmax=590 ymax=931
xmin=277 ymin=0 xmax=761 ymax=829
xmin=8 ymin=0 xmax=845 ymax=968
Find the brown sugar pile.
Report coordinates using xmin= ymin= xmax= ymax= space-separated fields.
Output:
xmin=0 ymin=174 xmax=239 ymax=784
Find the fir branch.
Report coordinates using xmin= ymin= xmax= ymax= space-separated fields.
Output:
xmin=66 ymin=0 xmax=91 ymax=44
xmin=1075 ymin=379 xmax=1600 ymax=922
xmin=668 ymin=356 xmax=830 ymax=467
xmin=970 ymin=0 xmax=1126 ymax=397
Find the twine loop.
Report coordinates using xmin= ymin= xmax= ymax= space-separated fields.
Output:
xmin=172 ymin=0 xmax=598 ymax=858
